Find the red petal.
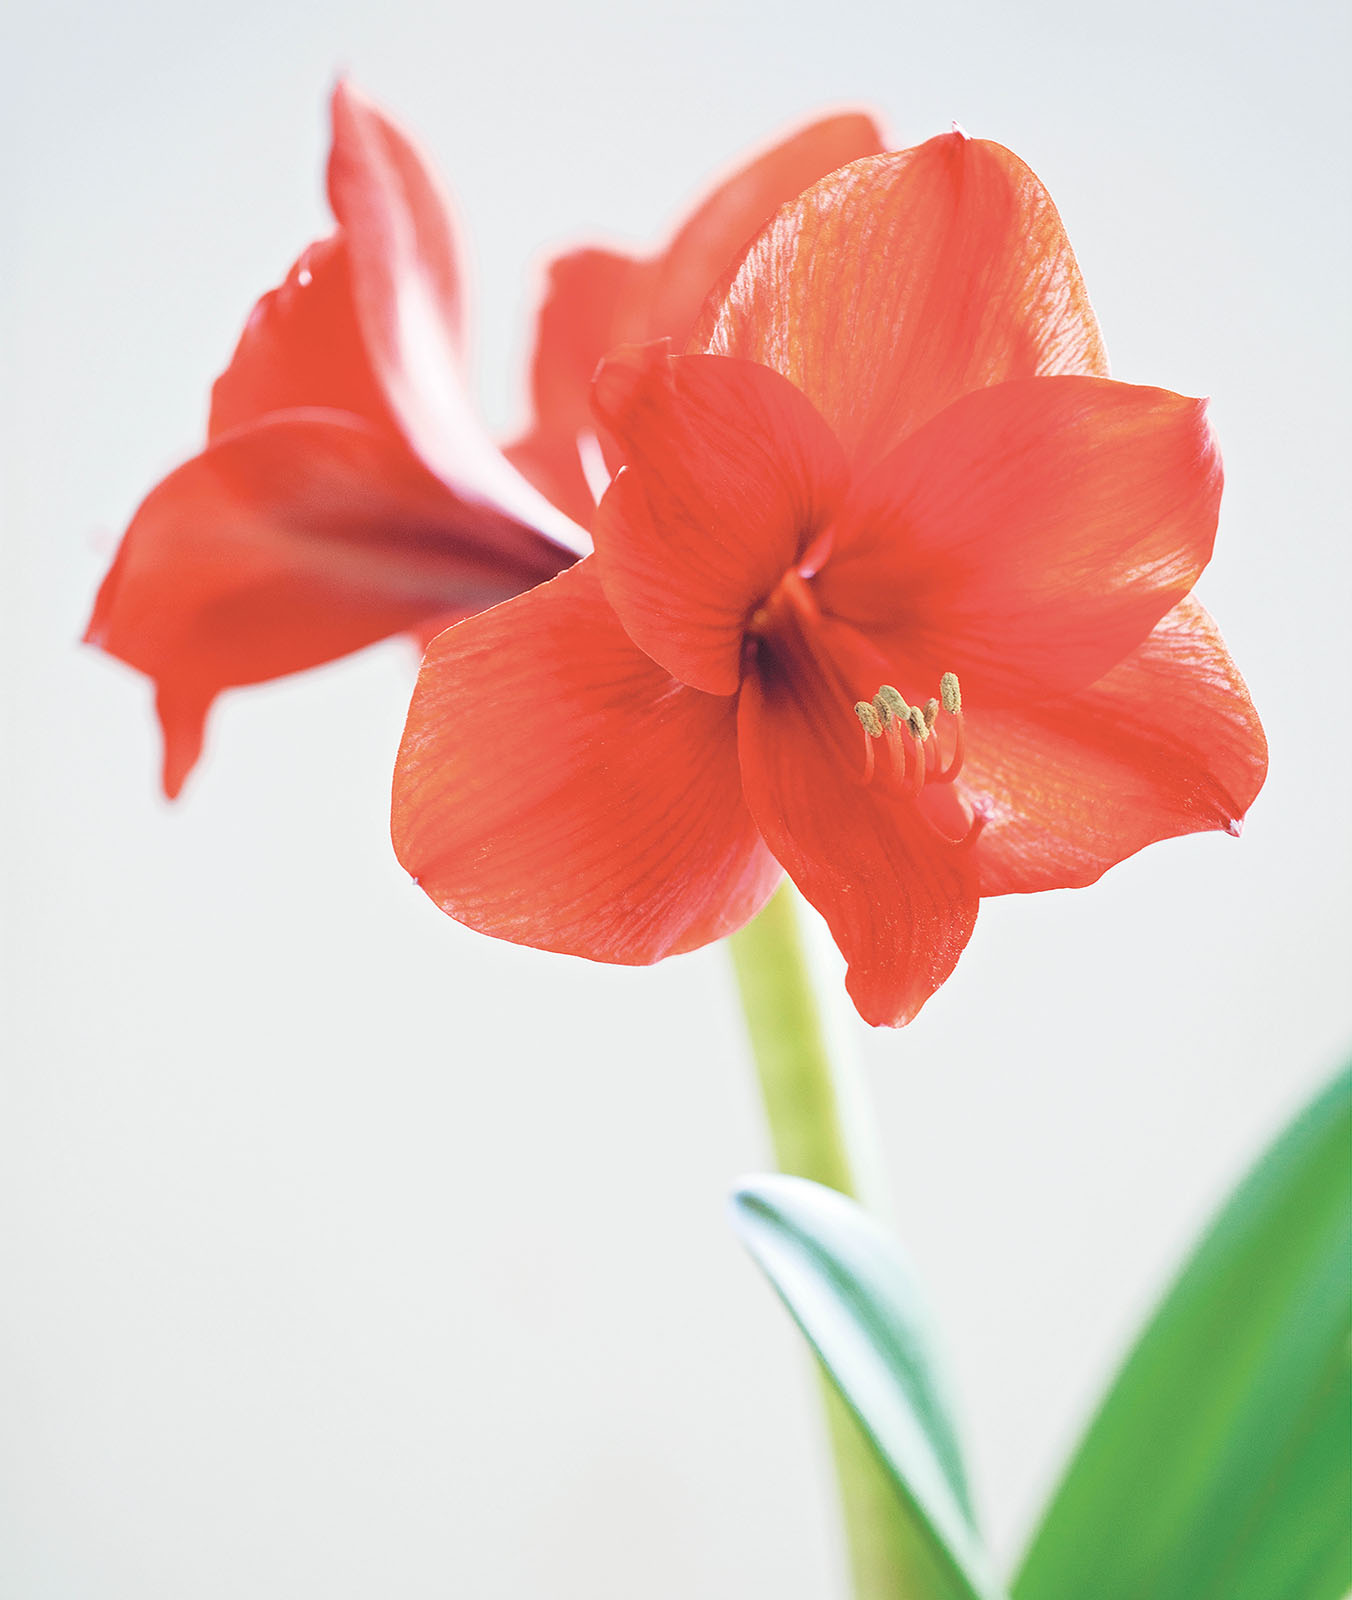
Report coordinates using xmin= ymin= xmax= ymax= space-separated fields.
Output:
xmin=327 ymin=79 xmax=466 ymax=394
xmin=85 ymin=413 xmax=572 ymax=797
xmin=327 ymin=83 xmax=583 ymax=551
xmin=391 ymin=560 xmax=781 ymax=962
xmin=737 ymin=609 xmax=980 ymax=1027
xmin=697 ymin=133 xmax=1108 ymax=469
xmin=508 ymin=250 xmax=653 ymax=527
xmin=506 ymin=112 xmax=885 ymax=526
xmin=650 ymin=111 xmax=886 ymax=345
xmin=531 ymin=251 xmax=652 ymax=426
xmin=208 ymin=236 xmax=396 ymax=439
xmin=959 ymin=598 xmax=1269 ymax=895
xmin=591 ymin=348 xmax=846 ymax=695
xmin=815 ymin=375 xmax=1222 ymax=704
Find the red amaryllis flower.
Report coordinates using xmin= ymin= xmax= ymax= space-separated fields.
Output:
xmin=391 ymin=132 xmax=1267 ymax=1027
xmin=86 ymin=82 xmax=585 ymax=799
xmin=86 ymin=87 xmax=885 ymax=800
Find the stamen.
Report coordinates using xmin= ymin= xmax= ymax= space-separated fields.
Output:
xmin=906 ymin=721 xmax=927 ymax=795
xmin=851 ymin=668 xmax=968 ymax=796
xmin=939 ymin=805 xmax=987 ymax=850
xmin=936 ymin=716 xmax=966 ymax=784
xmin=846 ymin=666 xmax=981 ymax=851
xmin=874 ymin=684 xmax=907 ymax=726
xmin=883 ymin=715 xmax=912 ymax=789
xmin=856 ymin=721 xmax=877 ymax=785
xmin=953 ymin=804 xmax=987 ymax=849
xmin=853 ymin=701 xmax=885 ymax=784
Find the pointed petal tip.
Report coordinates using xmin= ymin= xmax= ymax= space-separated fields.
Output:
xmin=155 ymin=683 xmax=211 ymax=803
xmin=961 ymin=599 xmax=1267 ymax=896
xmin=329 ymin=76 xmax=363 ymax=117
xmin=328 ymin=77 xmax=355 ymax=130
xmin=845 ymin=969 xmax=929 ymax=1028
xmin=951 ymin=119 xmax=972 ymax=140
xmin=699 ymin=129 xmax=1113 ymax=452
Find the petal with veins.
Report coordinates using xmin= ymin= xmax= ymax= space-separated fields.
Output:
xmin=392 ymin=560 xmax=781 ymax=963
xmin=961 ymin=599 xmax=1269 ymax=895
xmin=698 ymin=134 xmax=1108 ymax=470
xmin=816 ymin=375 xmax=1221 ymax=704
xmin=737 ymin=606 xmax=979 ymax=1027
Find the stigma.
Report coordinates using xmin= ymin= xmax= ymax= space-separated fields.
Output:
xmin=853 ymin=672 xmax=967 ymax=794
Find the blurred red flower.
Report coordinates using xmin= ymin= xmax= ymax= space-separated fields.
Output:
xmin=86 ymin=83 xmax=582 ymax=798
xmin=87 ymin=84 xmax=882 ymax=796
xmin=391 ymin=133 xmax=1267 ymax=1026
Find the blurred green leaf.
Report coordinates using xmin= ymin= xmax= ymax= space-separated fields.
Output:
xmin=731 ymin=1175 xmax=1003 ymax=1600
xmin=1015 ymin=1064 xmax=1352 ymax=1600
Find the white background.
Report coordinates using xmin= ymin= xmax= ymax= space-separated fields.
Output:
xmin=3 ymin=0 xmax=1349 ymax=1594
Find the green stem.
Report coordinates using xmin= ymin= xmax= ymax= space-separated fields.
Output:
xmin=730 ymin=882 xmax=912 ymax=1598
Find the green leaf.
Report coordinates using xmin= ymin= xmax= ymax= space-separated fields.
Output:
xmin=1015 ymin=1064 xmax=1352 ymax=1600
xmin=731 ymin=1175 xmax=1003 ymax=1600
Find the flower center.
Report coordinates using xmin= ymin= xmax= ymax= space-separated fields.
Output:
xmin=748 ymin=572 xmax=985 ymax=849
xmin=747 ymin=565 xmax=821 ymax=642
xmin=853 ymin=671 xmax=967 ymax=794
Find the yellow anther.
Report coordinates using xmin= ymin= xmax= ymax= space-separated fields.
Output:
xmin=874 ymin=684 xmax=908 ymax=725
xmin=906 ymin=705 xmax=928 ymax=740
xmin=940 ymin=672 xmax=962 ymax=714
xmin=923 ymin=697 xmax=939 ymax=732
xmin=854 ymin=700 xmax=883 ymax=737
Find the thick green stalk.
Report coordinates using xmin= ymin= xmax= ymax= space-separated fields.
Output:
xmin=729 ymin=882 xmax=911 ymax=1599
